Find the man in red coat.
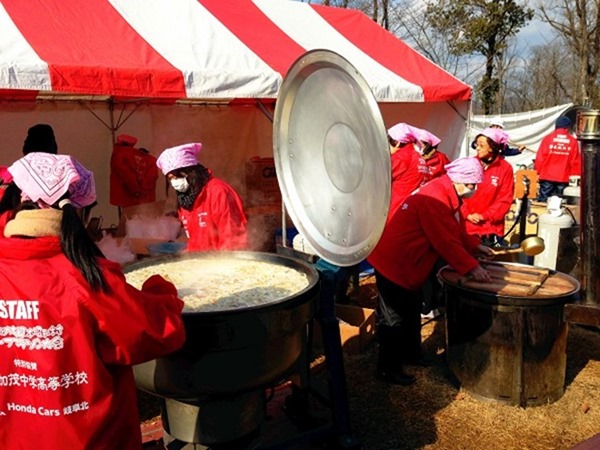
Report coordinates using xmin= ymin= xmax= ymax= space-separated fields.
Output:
xmin=110 ymin=134 xmax=159 ymax=208
xmin=368 ymin=157 xmax=492 ymax=385
xmin=534 ymin=116 xmax=581 ymax=202
xmin=461 ymin=127 xmax=515 ymax=246
xmin=156 ymin=142 xmax=248 ymax=251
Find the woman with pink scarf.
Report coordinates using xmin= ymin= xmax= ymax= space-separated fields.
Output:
xmin=0 ymin=153 xmax=186 ymax=450
xmin=461 ymin=127 xmax=515 ymax=246
xmin=368 ymin=157 xmax=492 ymax=385
xmin=156 ymin=143 xmax=248 ymax=251
xmin=386 ymin=123 xmax=430 ymax=220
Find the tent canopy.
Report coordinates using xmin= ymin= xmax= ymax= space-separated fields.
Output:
xmin=0 ymin=0 xmax=472 ymax=229
xmin=1 ymin=0 xmax=470 ymax=103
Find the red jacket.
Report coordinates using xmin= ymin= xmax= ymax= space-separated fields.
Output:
xmin=388 ymin=146 xmax=429 ymax=219
xmin=110 ymin=145 xmax=159 ymax=207
xmin=460 ymin=157 xmax=514 ymax=237
xmin=0 ymin=210 xmax=12 ymax=237
xmin=423 ymin=150 xmax=450 ymax=183
xmin=534 ymin=129 xmax=581 ymax=182
xmin=179 ymin=176 xmax=248 ymax=251
xmin=0 ymin=236 xmax=185 ymax=450
xmin=368 ymin=175 xmax=480 ymax=291
xmin=0 ymin=187 xmax=10 ymax=236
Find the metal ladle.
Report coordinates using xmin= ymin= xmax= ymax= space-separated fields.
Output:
xmin=491 ymin=236 xmax=545 ymax=256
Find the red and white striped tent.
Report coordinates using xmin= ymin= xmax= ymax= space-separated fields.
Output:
xmin=0 ymin=0 xmax=471 ymax=225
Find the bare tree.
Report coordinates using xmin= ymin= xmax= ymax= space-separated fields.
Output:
xmin=425 ymin=0 xmax=534 ymax=114
xmin=377 ymin=0 xmax=484 ymax=88
xmin=539 ymin=0 xmax=600 ymax=106
xmin=304 ymin=0 xmax=568 ymax=113
xmin=504 ymin=39 xmax=577 ymax=110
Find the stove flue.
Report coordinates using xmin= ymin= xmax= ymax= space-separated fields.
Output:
xmin=565 ymin=110 xmax=600 ymax=326
xmin=576 ymin=110 xmax=600 ymax=305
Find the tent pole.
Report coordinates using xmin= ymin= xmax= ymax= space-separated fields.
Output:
xmin=108 ymin=99 xmax=122 ymax=219
xmin=255 ymin=99 xmax=289 ymax=247
xmin=109 ymin=98 xmax=116 ymax=144
xmin=255 ymin=99 xmax=274 ymax=122
xmin=281 ymin=203 xmax=288 ymax=248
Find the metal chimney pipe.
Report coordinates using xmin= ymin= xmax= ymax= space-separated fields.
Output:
xmin=575 ymin=110 xmax=600 ymax=305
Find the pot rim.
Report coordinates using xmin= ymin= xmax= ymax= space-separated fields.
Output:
xmin=437 ymin=261 xmax=580 ymax=307
xmin=123 ymin=250 xmax=320 ymax=316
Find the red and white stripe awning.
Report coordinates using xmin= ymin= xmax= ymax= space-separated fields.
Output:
xmin=0 ymin=0 xmax=471 ymax=103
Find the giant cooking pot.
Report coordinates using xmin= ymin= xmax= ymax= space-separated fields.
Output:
xmin=439 ymin=261 xmax=580 ymax=407
xmin=125 ymin=251 xmax=319 ymax=401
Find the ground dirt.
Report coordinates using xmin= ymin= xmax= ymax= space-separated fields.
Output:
xmin=342 ymin=319 xmax=600 ymax=450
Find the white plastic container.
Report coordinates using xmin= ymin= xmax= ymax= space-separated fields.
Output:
xmin=534 ymin=210 xmax=574 ymax=270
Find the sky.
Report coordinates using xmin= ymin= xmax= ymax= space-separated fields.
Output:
xmin=514 ymin=17 xmax=556 ymax=55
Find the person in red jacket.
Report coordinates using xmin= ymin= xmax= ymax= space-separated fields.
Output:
xmin=0 ymin=152 xmax=186 ymax=450
xmin=22 ymin=123 xmax=58 ymax=155
xmin=156 ymin=142 xmax=248 ymax=251
xmin=470 ymin=117 xmax=527 ymax=156
xmin=414 ymin=128 xmax=451 ymax=183
xmin=0 ymin=166 xmax=9 ymax=203
xmin=410 ymin=128 xmax=452 ymax=317
xmin=386 ymin=123 xmax=430 ymax=220
xmin=368 ymin=157 xmax=493 ymax=386
xmin=110 ymin=134 xmax=159 ymax=208
xmin=534 ymin=116 xmax=581 ymax=202
xmin=461 ymin=127 xmax=515 ymax=246
xmin=0 ymin=124 xmax=60 ymax=235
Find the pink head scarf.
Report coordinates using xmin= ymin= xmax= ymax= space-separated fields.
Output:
xmin=413 ymin=128 xmax=441 ymax=147
xmin=477 ymin=127 xmax=509 ymax=146
xmin=387 ymin=123 xmax=418 ymax=144
xmin=156 ymin=143 xmax=202 ymax=175
xmin=8 ymin=153 xmax=96 ymax=207
xmin=444 ymin=157 xmax=484 ymax=184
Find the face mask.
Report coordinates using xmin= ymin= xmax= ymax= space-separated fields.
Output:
xmin=170 ymin=177 xmax=190 ymax=193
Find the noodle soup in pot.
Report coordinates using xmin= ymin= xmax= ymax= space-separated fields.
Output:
xmin=125 ymin=255 xmax=310 ymax=312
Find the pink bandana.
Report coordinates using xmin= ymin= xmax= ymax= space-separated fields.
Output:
xmin=387 ymin=123 xmax=418 ymax=144
xmin=444 ymin=157 xmax=484 ymax=184
xmin=478 ymin=127 xmax=509 ymax=146
xmin=413 ymin=128 xmax=441 ymax=147
xmin=156 ymin=143 xmax=202 ymax=175
xmin=69 ymin=159 xmax=96 ymax=207
xmin=8 ymin=153 xmax=96 ymax=207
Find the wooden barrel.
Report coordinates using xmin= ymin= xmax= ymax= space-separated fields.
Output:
xmin=438 ymin=262 xmax=580 ymax=407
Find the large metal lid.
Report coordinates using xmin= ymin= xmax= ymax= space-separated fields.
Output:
xmin=273 ymin=50 xmax=390 ymax=267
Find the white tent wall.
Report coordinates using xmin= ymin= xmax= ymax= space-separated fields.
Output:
xmin=466 ymin=103 xmax=574 ymax=171
xmin=145 ymin=102 xmax=275 ymax=204
xmin=0 ymin=101 xmax=275 ymax=228
xmin=0 ymin=101 xmax=113 ymax=219
xmin=0 ymin=98 xmax=469 ymax=230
